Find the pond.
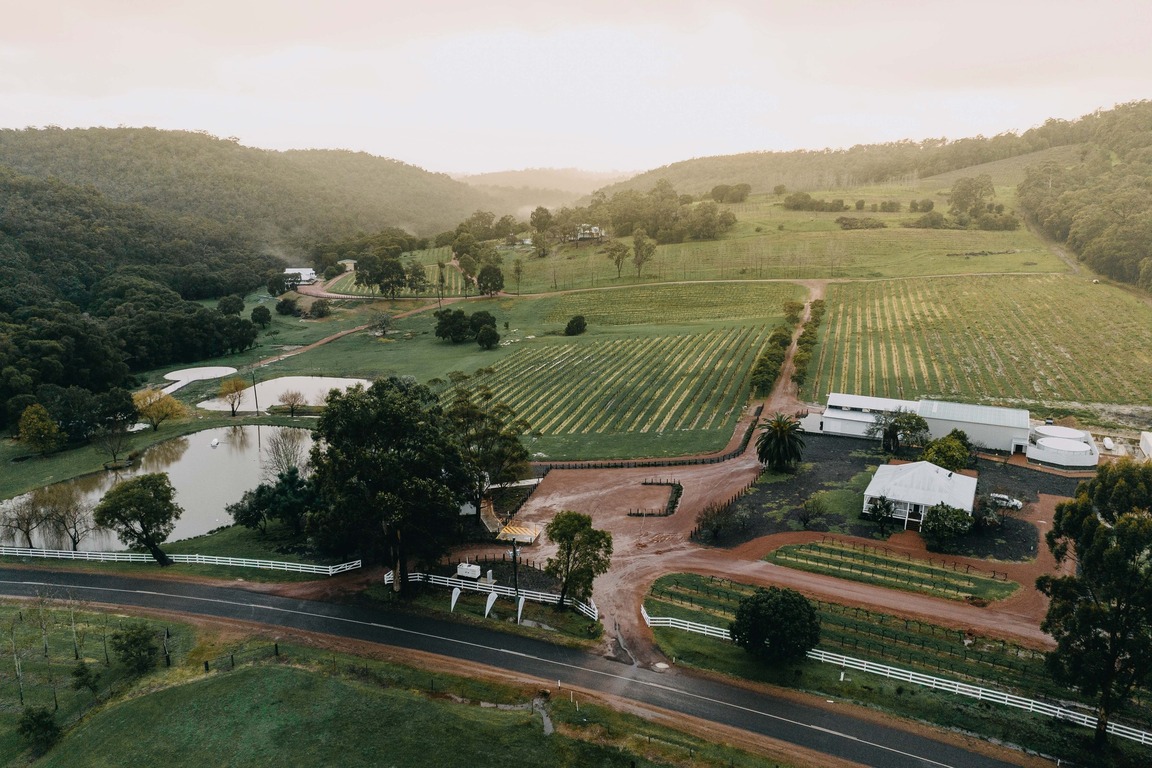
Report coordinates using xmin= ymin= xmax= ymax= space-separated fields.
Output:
xmin=3 ymin=425 xmax=313 ymax=552
xmin=196 ymin=375 xmax=370 ymax=413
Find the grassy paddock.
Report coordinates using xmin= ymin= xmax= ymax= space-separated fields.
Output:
xmin=764 ymin=542 xmax=1019 ymax=602
xmin=3 ymin=609 xmax=789 ymax=768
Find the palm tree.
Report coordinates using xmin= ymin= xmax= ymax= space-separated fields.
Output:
xmin=755 ymin=412 xmax=806 ymax=471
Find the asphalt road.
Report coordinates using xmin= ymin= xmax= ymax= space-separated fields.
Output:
xmin=0 ymin=568 xmax=1027 ymax=768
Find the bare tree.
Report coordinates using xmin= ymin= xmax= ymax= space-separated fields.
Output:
xmin=1 ymin=496 xmax=46 ymax=548
xmin=36 ymin=485 xmax=98 ymax=551
xmin=262 ymin=428 xmax=310 ymax=483
xmin=277 ymin=390 xmax=306 ymax=417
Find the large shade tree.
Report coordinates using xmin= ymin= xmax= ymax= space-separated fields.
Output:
xmin=93 ymin=473 xmax=182 ymax=566
xmin=866 ymin=409 xmax=930 ymax=455
xmin=308 ymin=377 xmax=470 ymax=589
xmin=544 ymin=511 xmax=613 ymax=608
xmin=730 ymin=586 xmax=820 ymax=662
xmin=755 ymin=412 xmax=805 ymax=471
xmin=445 ymin=386 xmax=530 ymax=516
xmin=1036 ymin=458 xmax=1152 ymax=747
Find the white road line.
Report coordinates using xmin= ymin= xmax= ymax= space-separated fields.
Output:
xmin=0 ymin=578 xmax=965 ymax=768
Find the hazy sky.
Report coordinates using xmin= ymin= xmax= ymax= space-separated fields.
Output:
xmin=2 ymin=1 xmax=1148 ymax=174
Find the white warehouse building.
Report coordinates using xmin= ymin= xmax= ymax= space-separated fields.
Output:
xmin=821 ymin=393 xmax=1030 ymax=454
xmin=918 ymin=400 xmax=1031 ymax=455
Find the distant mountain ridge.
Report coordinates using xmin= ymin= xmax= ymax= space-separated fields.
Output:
xmin=456 ymin=167 xmax=632 ymax=196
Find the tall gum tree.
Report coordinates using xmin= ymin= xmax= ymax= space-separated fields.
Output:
xmin=93 ymin=473 xmax=182 ymax=566
xmin=1036 ymin=458 xmax=1152 ymax=746
xmin=308 ymin=377 xmax=470 ymax=590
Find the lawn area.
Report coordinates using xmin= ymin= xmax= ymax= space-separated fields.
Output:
xmin=804 ymin=273 xmax=1152 ymax=407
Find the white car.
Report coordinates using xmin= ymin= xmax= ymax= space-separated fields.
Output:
xmin=989 ymin=493 xmax=1023 ymax=510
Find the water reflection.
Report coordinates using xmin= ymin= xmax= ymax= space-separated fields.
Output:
xmin=2 ymin=426 xmax=313 ymax=552
xmin=139 ymin=435 xmax=189 ymax=471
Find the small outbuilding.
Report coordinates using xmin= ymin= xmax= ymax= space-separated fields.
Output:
xmin=862 ymin=461 xmax=978 ymax=531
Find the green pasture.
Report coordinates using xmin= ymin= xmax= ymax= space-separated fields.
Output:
xmin=805 ymin=274 xmax=1152 ymax=406
xmin=6 ymin=608 xmax=782 ymax=768
xmin=0 ymin=603 xmax=196 ymax=764
xmin=764 ymin=542 xmax=1019 ymax=602
xmin=504 ymin=223 xmax=1061 ymax=295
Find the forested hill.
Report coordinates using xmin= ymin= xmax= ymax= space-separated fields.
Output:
xmin=0 ymin=166 xmax=281 ymax=426
xmin=1016 ymin=101 xmax=1152 ymax=290
xmin=600 ymin=112 xmax=1096 ymax=196
xmin=0 ymin=127 xmax=498 ymax=244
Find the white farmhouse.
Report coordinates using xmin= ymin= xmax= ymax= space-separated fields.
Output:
xmin=861 ymin=461 xmax=978 ymax=531
xmin=284 ymin=268 xmax=317 ymax=285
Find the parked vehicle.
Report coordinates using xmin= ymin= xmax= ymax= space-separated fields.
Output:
xmin=989 ymin=493 xmax=1023 ymax=510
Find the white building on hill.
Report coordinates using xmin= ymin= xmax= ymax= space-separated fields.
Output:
xmin=862 ymin=461 xmax=978 ymax=531
xmin=284 ymin=268 xmax=317 ymax=284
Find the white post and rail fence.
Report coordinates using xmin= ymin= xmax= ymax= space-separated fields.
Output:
xmin=385 ymin=570 xmax=599 ymax=621
xmin=0 ymin=545 xmax=361 ymax=576
xmin=639 ymin=605 xmax=1152 ymax=747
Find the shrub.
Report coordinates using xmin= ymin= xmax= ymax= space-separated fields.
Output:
xmin=110 ymin=621 xmax=159 ymax=675
xmin=18 ymin=707 xmax=61 ymax=754
xmin=564 ymin=315 xmax=587 ymax=336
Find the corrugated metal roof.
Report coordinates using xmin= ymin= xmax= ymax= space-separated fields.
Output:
xmin=827 ymin=393 xmax=918 ymax=412
xmin=918 ymin=400 xmax=1030 ymax=429
xmin=863 ymin=461 xmax=977 ymax=512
